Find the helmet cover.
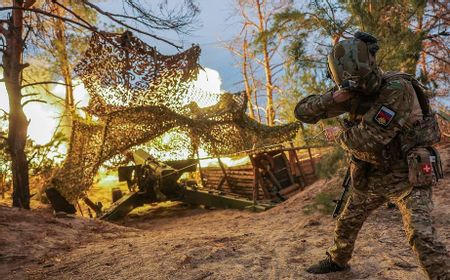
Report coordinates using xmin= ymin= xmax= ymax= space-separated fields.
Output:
xmin=327 ymin=31 xmax=381 ymax=94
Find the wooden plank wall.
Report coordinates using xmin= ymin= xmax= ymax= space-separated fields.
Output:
xmin=202 ymin=154 xmax=320 ymax=200
xmin=202 ymin=165 xmax=258 ymax=199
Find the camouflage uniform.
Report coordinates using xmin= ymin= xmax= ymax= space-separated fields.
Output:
xmin=295 ymin=74 xmax=449 ymax=279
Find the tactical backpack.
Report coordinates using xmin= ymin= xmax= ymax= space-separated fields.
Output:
xmin=382 ymin=71 xmax=444 ymax=183
xmin=382 ymin=71 xmax=441 ymax=148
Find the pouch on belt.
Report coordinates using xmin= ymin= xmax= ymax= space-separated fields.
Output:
xmin=350 ymin=157 xmax=369 ymax=191
xmin=406 ymin=147 xmax=443 ymax=187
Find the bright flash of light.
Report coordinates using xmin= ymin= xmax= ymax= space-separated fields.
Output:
xmin=24 ymin=102 xmax=60 ymax=145
xmin=52 ymin=80 xmax=90 ymax=108
xmin=143 ymin=68 xmax=225 ymax=162
xmin=0 ymin=82 xmax=56 ymax=145
xmin=0 ymin=67 xmax=224 ymax=163
xmin=144 ymin=133 xmax=250 ymax=168
xmin=197 ymin=148 xmax=250 ymax=168
xmin=0 ymin=79 xmax=90 ymax=146
xmin=100 ymin=67 xmax=223 ymax=109
xmin=0 ymin=81 xmax=10 ymax=119
xmin=221 ymin=156 xmax=251 ymax=167
xmin=183 ymin=68 xmax=222 ymax=108
xmin=144 ymin=129 xmax=192 ymax=162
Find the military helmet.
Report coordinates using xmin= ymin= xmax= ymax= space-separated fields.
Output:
xmin=327 ymin=31 xmax=382 ymax=94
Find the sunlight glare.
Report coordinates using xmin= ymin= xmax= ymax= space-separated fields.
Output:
xmin=0 ymin=80 xmax=90 ymax=145
xmin=198 ymin=148 xmax=250 ymax=168
xmin=183 ymin=68 xmax=222 ymax=108
xmin=0 ymin=68 xmax=224 ymax=161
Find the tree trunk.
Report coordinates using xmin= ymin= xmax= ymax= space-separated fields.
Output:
xmin=58 ymin=36 xmax=74 ymax=110
xmin=51 ymin=3 xmax=75 ymax=141
xmin=249 ymin=63 xmax=262 ymax=123
xmin=255 ymin=0 xmax=275 ymax=126
xmin=3 ymin=0 xmax=30 ymax=209
xmin=416 ymin=13 xmax=428 ymax=82
xmin=52 ymin=3 xmax=74 ymax=110
xmin=242 ymin=36 xmax=255 ymax=119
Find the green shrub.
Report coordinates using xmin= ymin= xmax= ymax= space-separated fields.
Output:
xmin=302 ymin=191 xmax=336 ymax=215
xmin=315 ymin=146 xmax=346 ymax=179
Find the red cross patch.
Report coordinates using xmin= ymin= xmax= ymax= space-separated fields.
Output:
xmin=421 ymin=163 xmax=433 ymax=174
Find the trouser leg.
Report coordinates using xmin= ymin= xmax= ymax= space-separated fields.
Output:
xmin=328 ymin=191 xmax=386 ymax=266
xmin=396 ymin=186 xmax=450 ymax=280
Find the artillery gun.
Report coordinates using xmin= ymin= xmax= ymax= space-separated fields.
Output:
xmin=100 ymin=149 xmax=273 ymax=220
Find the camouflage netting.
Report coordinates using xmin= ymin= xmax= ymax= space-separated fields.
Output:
xmin=49 ymin=32 xmax=301 ymax=202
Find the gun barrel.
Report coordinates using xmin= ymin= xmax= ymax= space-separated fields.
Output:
xmin=332 ymin=188 xmax=347 ymax=218
xmin=332 ymin=168 xmax=351 ymax=218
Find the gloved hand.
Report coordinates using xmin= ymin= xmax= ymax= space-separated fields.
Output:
xmin=324 ymin=126 xmax=341 ymax=142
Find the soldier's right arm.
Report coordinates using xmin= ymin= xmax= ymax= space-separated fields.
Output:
xmin=294 ymin=89 xmax=350 ymax=124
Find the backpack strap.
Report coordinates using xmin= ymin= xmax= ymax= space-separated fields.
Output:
xmin=381 ymin=71 xmax=433 ymax=118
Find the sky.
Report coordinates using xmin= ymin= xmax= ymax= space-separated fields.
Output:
xmin=0 ymin=1 xmax=246 ymax=145
xmin=2 ymin=0 xmax=448 ymax=142
xmin=101 ymin=0 xmax=244 ymax=92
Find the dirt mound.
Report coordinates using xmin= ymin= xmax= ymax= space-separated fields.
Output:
xmin=0 ymin=145 xmax=448 ymax=280
xmin=0 ymin=206 xmax=140 ymax=279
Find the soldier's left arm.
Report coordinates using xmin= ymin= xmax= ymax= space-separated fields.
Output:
xmin=337 ymin=79 xmax=414 ymax=152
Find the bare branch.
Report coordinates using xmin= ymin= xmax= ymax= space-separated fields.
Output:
xmin=239 ymin=5 xmax=259 ymax=30
xmin=269 ymin=62 xmax=284 ymax=71
xmin=19 ymin=63 xmax=30 ymax=71
xmin=24 ymin=0 xmax=37 ymax=9
xmin=22 ymin=99 xmax=47 ymax=107
xmin=123 ymin=0 xmax=199 ymax=33
xmin=52 ymin=0 xmax=98 ymax=33
xmin=22 ymin=93 xmax=39 ymax=98
xmin=425 ymin=51 xmax=450 ymax=65
xmin=425 ymin=31 xmax=450 ymax=39
xmin=0 ymin=6 xmax=97 ymax=32
xmin=23 ymin=24 xmax=33 ymax=45
xmin=82 ymin=1 xmax=183 ymax=49
xmin=0 ymin=109 xmax=9 ymax=116
xmin=21 ymin=78 xmax=67 ymax=103
xmin=27 ymin=151 xmax=39 ymax=164
xmin=21 ymin=81 xmax=68 ymax=89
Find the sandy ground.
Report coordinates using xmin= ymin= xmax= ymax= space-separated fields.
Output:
xmin=0 ymin=144 xmax=449 ymax=280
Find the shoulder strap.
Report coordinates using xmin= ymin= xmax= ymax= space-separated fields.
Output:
xmin=410 ymin=79 xmax=432 ymax=117
xmin=382 ymin=71 xmax=433 ymax=117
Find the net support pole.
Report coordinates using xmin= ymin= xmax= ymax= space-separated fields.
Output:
xmin=196 ymin=148 xmax=207 ymax=188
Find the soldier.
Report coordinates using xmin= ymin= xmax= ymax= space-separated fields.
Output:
xmin=294 ymin=31 xmax=449 ymax=279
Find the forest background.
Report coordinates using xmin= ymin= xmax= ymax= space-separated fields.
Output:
xmin=0 ymin=0 xmax=448 ymax=208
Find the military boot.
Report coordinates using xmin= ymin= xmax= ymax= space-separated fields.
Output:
xmin=306 ymin=255 xmax=349 ymax=274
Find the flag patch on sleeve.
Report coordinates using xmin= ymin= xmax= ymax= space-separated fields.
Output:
xmin=374 ymin=106 xmax=396 ymax=127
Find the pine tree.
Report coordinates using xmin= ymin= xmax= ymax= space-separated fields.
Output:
xmin=273 ymin=0 xmax=449 ymax=125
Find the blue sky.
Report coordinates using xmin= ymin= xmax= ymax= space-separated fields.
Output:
xmin=102 ymin=0 xmax=244 ymax=91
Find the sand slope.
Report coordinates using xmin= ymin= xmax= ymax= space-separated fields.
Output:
xmin=1 ymin=144 xmax=449 ymax=280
